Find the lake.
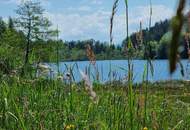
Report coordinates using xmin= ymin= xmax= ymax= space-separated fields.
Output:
xmin=48 ymin=60 xmax=190 ymax=83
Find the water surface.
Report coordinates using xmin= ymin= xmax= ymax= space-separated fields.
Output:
xmin=49 ymin=60 xmax=190 ymax=83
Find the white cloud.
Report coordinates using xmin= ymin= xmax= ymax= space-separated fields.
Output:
xmin=91 ymin=0 xmax=103 ymax=5
xmin=80 ymin=0 xmax=103 ymax=5
xmin=130 ymin=5 xmax=174 ymax=25
xmin=112 ymin=5 xmax=174 ymax=43
xmin=45 ymin=10 xmax=110 ymax=41
xmin=67 ymin=6 xmax=92 ymax=12
xmin=45 ymin=4 xmax=174 ymax=44
xmin=78 ymin=6 xmax=92 ymax=11
xmin=0 ymin=0 xmax=50 ymax=7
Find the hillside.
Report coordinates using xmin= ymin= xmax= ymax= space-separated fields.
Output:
xmin=122 ymin=15 xmax=190 ymax=59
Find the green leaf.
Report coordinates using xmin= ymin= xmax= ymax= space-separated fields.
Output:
xmin=142 ymin=64 xmax=147 ymax=81
xmin=12 ymin=100 xmax=27 ymax=130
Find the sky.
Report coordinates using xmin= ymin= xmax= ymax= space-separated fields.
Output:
xmin=0 ymin=0 xmax=181 ymax=44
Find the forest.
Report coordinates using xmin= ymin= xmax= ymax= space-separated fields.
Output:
xmin=0 ymin=12 xmax=189 ymax=66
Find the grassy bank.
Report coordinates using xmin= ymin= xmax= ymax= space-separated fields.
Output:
xmin=0 ymin=77 xmax=190 ymax=130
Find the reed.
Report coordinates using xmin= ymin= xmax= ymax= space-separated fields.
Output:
xmin=110 ymin=0 xmax=119 ymax=45
xmin=169 ymin=0 xmax=186 ymax=74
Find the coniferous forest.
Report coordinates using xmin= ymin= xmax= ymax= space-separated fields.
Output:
xmin=0 ymin=12 xmax=189 ymax=65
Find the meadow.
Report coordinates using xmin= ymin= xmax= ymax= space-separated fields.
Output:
xmin=0 ymin=76 xmax=190 ymax=130
xmin=0 ymin=0 xmax=190 ymax=129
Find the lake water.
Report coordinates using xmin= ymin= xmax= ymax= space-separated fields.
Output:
xmin=48 ymin=60 xmax=190 ymax=83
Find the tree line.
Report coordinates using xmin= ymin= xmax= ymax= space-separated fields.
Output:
xmin=0 ymin=1 xmax=189 ymax=75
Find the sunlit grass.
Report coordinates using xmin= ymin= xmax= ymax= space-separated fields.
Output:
xmin=0 ymin=77 xmax=190 ymax=129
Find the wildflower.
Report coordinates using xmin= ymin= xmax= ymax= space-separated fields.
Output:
xmin=65 ymin=124 xmax=75 ymax=130
xmin=143 ymin=127 xmax=148 ymax=130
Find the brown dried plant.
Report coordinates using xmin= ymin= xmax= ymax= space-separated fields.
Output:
xmin=186 ymin=11 xmax=190 ymax=59
xmin=80 ymin=70 xmax=98 ymax=103
xmin=110 ymin=0 xmax=119 ymax=45
xmin=86 ymin=44 xmax=96 ymax=65
xmin=136 ymin=21 xmax=143 ymax=48
xmin=185 ymin=33 xmax=190 ymax=59
xmin=169 ymin=0 xmax=186 ymax=74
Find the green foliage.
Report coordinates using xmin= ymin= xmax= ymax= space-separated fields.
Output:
xmin=0 ymin=17 xmax=6 ymax=38
xmin=0 ymin=28 xmax=25 ymax=75
xmin=14 ymin=0 xmax=54 ymax=73
xmin=157 ymin=32 xmax=171 ymax=59
xmin=15 ymin=1 xmax=52 ymax=40
xmin=0 ymin=79 xmax=190 ymax=129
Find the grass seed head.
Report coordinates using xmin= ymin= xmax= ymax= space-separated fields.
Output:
xmin=80 ymin=70 xmax=98 ymax=103
xmin=86 ymin=44 xmax=96 ymax=65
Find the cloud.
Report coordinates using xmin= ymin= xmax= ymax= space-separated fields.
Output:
xmin=67 ymin=6 xmax=92 ymax=12
xmin=80 ymin=0 xmax=103 ymax=5
xmin=45 ymin=10 xmax=110 ymax=41
xmin=91 ymin=0 xmax=103 ymax=5
xmin=0 ymin=0 xmax=51 ymax=7
xmin=130 ymin=5 xmax=174 ymax=25
xmin=45 ymin=4 xmax=174 ymax=44
xmin=112 ymin=5 xmax=174 ymax=42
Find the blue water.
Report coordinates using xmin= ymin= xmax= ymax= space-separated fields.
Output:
xmin=48 ymin=60 xmax=190 ymax=83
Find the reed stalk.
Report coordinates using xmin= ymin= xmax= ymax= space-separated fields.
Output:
xmin=144 ymin=0 xmax=153 ymax=126
xmin=169 ymin=0 xmax=186 ymax=74
xmin=56 ymin=25 xmax=60 ymax=74
xmin=124 ymin=0 xmax=135 ymax=129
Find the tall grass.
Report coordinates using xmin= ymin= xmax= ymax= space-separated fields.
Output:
xmin=56 ymin=25 xmax=60 ymax=74
xmin=144 ymin=0 xmax=153 ymax=127
xmin=1 ymin=0 xmax=190 ymax=130
xmin=1 ymin=77 xmax=190 ymax=129
xmin=169 ymin=0 xmax=186 ymax=74
xmin=124 ymin=0 xmax=135 ymax=129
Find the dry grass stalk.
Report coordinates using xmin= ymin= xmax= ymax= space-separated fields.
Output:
xmin=169 ymin=0 xmax=186 ymax=74
xmin=86 ymin=44 xmax=96 ymax=65
xmin=136 ymin=21 xmax=143 ymax=48
xmin=110 ymin=0 xmax=119 ymax=45
xmin=86 ymin=43 xmax=100 ymax=81
xmin=80 ymin=70 xmax=98 ymax=103
xmin=185 ymin=33 xmax=190 ymax=59
xmin=188 ymin=11 xmax=190 ymax=30
xmin=151 ymin=111 xmax=158 ymax=130
xmin=186 ymin=11 xmax=190 ymax=59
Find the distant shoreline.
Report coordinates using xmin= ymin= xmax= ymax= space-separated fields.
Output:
xmin=46 ymin=58 xmax=190 ymax=63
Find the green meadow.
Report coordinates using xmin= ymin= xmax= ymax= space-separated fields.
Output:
xmin=0 ymin=0 xmax=190 ymax=129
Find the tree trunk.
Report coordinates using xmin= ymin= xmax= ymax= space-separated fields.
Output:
xmin=22 ymin=19 xmax=31 ymax=75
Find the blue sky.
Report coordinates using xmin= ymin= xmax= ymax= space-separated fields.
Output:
xmin=0 ymin=0 xmax=180 ymax=44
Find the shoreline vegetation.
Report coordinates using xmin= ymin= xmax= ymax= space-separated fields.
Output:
xmin=0 ymin=8 xmax=189 ymax=63
xmin=45 ymin=58 xmax=188 ymax=63
xmin=0 ymin=0 xmax=190 ymax=130
xmin=1 ymin=78 xmax=190 ymax=129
